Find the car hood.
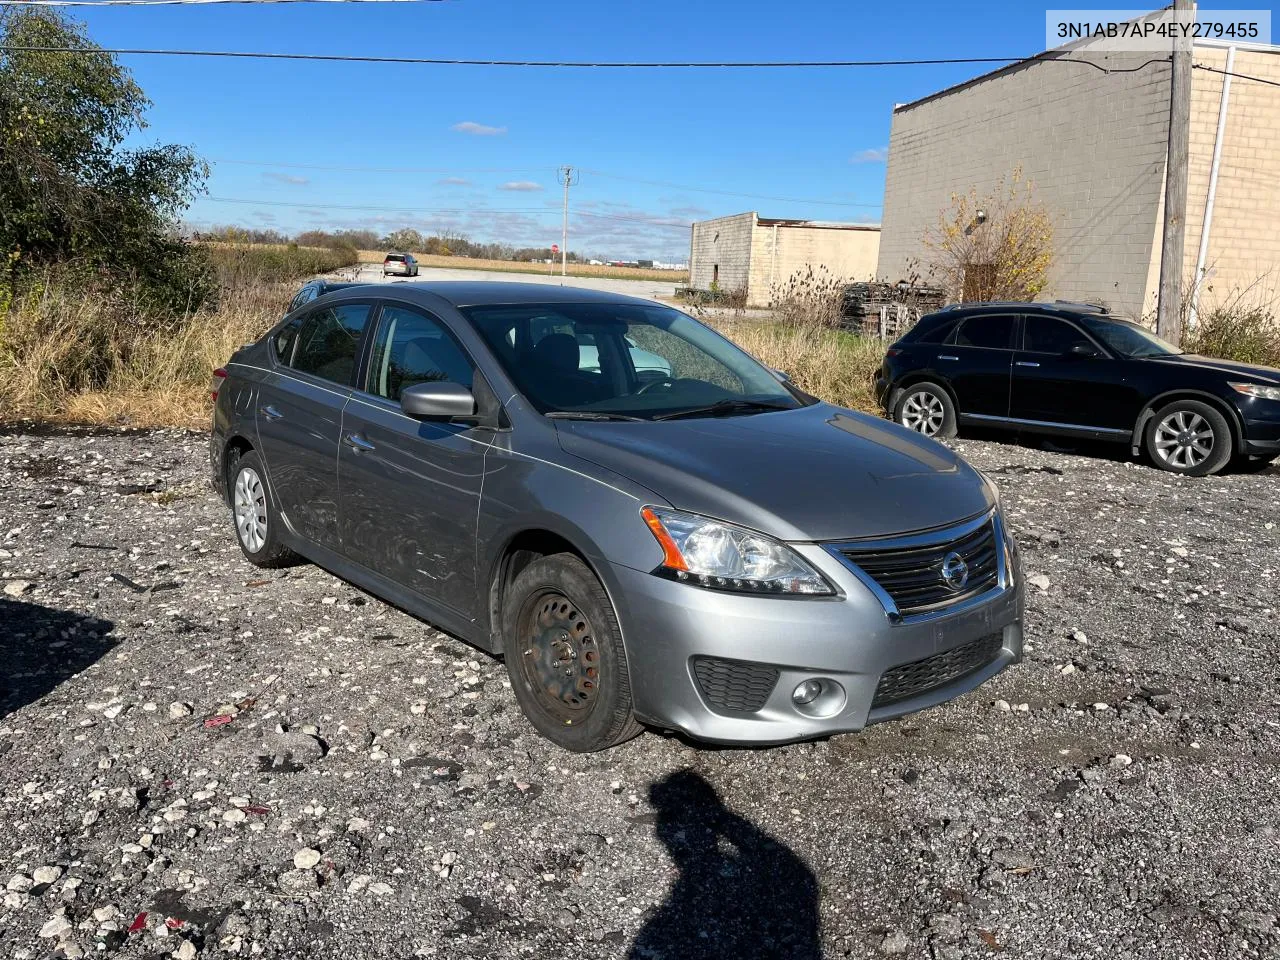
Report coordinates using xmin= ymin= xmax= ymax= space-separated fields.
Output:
xmin=553 ymin=404 xmax=994 ymax=542
xmin=1144 ymin=354 xmax=1280 ymax=383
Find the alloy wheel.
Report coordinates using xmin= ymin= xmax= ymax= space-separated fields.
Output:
xmin=1153 ymin=410 xmax=1215 ymax=469
xmin=516 ymin=591 xmax=600 ymax=723
xmin=234 ymin=467 xmax=268 ymax=553
xmin=901 ymin=390 xmax=945 ymax=436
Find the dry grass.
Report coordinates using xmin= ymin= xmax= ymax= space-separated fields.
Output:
xmin=356 ymin=250 xmax=688 ymax=284
xmin=707 ymin=318 xmax=882 ymax=414
xmin=0 ymin=280 xmax=279 ymax=429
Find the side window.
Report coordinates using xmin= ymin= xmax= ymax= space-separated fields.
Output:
xmin=291 ymin=303 xmax=372 ymax=385
xmin=1023 ymin=318 xmax=1095 ymax=354
xmin=366 ymin=305 xmax=473 ymax=401
xmin=912 ymin=317 xmax=958 ymax=345
xmin=952 ymin=314 xmax=1014 ymax=349
xmin=273 ymin=316 xmax=303 ymax=365
xmin=288 ymin=285 xmax=315 ymax=313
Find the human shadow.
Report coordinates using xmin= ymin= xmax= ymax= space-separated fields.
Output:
xmin=0 ymin=597 xmax=115 ymax=720
xmin=629 ymin=770 xmax=821 ymax=960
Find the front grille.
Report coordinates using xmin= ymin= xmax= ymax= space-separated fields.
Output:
xmin=872 ymin=633 xmax=1004 ymax=708
xmin=691 ymin=657 xmax=779 ymax=713
xmin=840 ymin=518 xmax=1000 ymax=616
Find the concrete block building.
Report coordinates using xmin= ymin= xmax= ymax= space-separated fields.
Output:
xmin=688 ymin=212 xmax=880 ymax=306
xmin=876 ymin=39 xmax=1280 ymax=320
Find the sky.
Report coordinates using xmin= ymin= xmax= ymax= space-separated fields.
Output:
xmin=46 ymin=0 xmax=1259 ymax=260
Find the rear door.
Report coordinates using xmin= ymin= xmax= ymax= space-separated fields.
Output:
xmin=940 ymin=313 xmax=1017 ymax=418
xmin=337 ymin=301 xmax=491 ymax=619
xmin=1010 ymin=317 xmax=1137 ymax=432
xmin=256 ymin=300 xmax=374 ymax=552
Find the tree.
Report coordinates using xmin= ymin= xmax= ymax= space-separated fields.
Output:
xmin=0 ymin=9 xmax=213 ymax=311
xmin=923 ymin=168 xmax=1054 ymax=303
xmin=383 ymin=228 xmax=425 ymax=252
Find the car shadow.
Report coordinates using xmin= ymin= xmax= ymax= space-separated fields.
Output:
xmin=0 ymin=597 xmax=116 ymax=720
xmin=628 ymin=770 xmax=821 ymax=960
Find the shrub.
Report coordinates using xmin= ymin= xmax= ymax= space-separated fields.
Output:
xmin=769 ymin=265 xmax=846 ymax=329
xmin=1184 ymin=304 xmax=1280 ymax=367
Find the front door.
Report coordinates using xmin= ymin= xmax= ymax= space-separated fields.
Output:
xmin=1010 ymin=316 xmax=1138 ymax=432
xmin=338 ymin=302 xmax=491 ymax=619
xmin=255 ymin=301 xmax=373 ymax=551
xmin=940 ymin=313 xmax=1017 ymax=418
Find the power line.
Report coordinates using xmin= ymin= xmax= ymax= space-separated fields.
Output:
xmin=213 ymin=159 xmax=535 ymax=175
xmin=579 ymin=168 xmax=879 ymax=208
xmin=204 ymin=195 xmax=691 ymax=228
xmin=1 ymin=0 xmax=438 ymax=5
xmin=0 ymin=46 xmax=1060 ymax=68
xmin=1194 ymin=62 xmax=1280 ymax=90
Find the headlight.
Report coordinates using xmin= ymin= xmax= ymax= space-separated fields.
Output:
xmin=1230 ymin=382 xmax=1280 ymax=402
xmin=640 ymin=506 xmax=834 ymax=596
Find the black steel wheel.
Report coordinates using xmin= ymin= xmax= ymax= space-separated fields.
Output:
xmin=502 ymin=553 xmax=643 ymax=752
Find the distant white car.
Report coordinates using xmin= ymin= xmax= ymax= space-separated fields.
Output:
xmin=383 ymin=253 xmax=418 ymax=277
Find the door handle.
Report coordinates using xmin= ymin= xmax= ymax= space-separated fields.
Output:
xmin=343 ymin=433 xmax=376 ymax=452
xmin=1015 ymin=361 xmax=1041 ymax=368
xmin=937 ymin=355 xmax=959 ymax=361
xmin=261 ymin=405 xmax=283 ymax=421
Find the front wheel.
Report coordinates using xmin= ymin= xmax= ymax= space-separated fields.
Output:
xmin=502 ymin=553 xmax=643 ymax=752
xmin=1144 ymin=400 xmax=1233 ymax=476
xmin=894 ymin=382 xmax=957 ymax=438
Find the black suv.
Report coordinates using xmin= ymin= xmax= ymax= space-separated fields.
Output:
xmin=876 ymin=301 xmax=1280 ymax=476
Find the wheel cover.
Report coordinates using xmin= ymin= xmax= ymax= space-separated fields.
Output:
xmin=1154 ymin=410 xmax=1215 ymax=469
xmin=516 ymin=591 xmax=600 ymax=723
xmin=901 ymin=390 xmax=945 ymax=436
xmin=233 ymin=467 xmax=268 ymax=553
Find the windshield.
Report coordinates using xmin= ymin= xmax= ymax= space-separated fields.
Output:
xmin=1081 ymin=317 xmax=1183 ymax=357
xmin=463 ymin=302 xmax=805 ymax=419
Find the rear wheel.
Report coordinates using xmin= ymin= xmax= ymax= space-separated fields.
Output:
xmin=228 ymin=449 xmax=300 ymax=568
xmin=894 ymin=382 xmax=957 ymax=438
xmin=1144 ymin=400 xmax=1233 ymax=476
xmin=502 ymin=553 xmax=643 ymax=752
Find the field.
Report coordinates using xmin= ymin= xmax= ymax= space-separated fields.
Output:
xmin=356 ymin=250 xmax=689 ymax=284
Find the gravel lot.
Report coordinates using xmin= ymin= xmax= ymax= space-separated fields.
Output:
xmin=1 ymin=426 xmax=1278 ymax=959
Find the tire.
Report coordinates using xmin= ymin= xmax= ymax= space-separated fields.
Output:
xmin=227 ymin=449 xmax=300 ymax=568
xmin=1144 ymin=400 xmax=1234 ymax=477
xmin=894 ymin=382 xmax=957 ymax=438
xmin=501 ymin=553 xmax=643 ymax=752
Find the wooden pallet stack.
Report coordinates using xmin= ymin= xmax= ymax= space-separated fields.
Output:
xmin=840 ymin=282 xmax=947 ymax=339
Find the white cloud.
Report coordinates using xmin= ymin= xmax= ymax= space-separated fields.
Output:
xmin=850 ymin=147 xmax=888 ymax=164
xmin=262 ymin=171 xmax=310 ymax=186
xmin=438 ymin=177 xmax=472 ymax=186
xmin=452 ymin=121 xmax=507 ymax=136
xmin=498 ymin=180 xmax=544 ymax=192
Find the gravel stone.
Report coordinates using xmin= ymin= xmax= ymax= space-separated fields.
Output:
xmin=1 ymin=428 xmax=1278 ymax=958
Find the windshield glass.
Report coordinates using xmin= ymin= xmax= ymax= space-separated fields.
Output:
xmin=463 ymin=302 xmax=805 ymax=419
xmin=1081 ymin=317 xmax=1182 ymax=357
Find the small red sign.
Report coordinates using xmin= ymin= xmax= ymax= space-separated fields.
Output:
xmin=551 ymin=244 xmax=559 ymax=253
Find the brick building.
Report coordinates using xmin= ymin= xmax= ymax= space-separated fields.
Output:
xmin=876 ymin=39 xmax=1280 ymax=320
xmin=687 ymin=212 xmax=880 ymax=307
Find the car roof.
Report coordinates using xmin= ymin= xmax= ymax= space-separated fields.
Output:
xmin=939 ymin=300 xmax=1110 ymax=320
xmin=326 ymin=281 xmax=661 ymax=309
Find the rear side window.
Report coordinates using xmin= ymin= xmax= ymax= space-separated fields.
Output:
xmin=288 ymin=285 xmax=317 ymax=313
xmin=366 ymin=305 xmax=473 ymax=401
xmin=908 ymin=315 xmax=959 ymax=345
xmin=291 ymin=303 xmax=372 ymax=385
xmin=1023 ymin=317 xmax=1094 ymax=354
xmin=952 ymin=314 xmax=1015 ymax=349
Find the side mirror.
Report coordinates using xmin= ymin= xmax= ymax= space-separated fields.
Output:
xmin=1067 ymin=344 xmax=1098 ymax=358
xmin=401 ymin=381 xmax=476 ymax=420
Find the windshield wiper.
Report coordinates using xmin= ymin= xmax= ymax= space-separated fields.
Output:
xmin=652 ymin=399 xmax=794 ymax=422
xmin=544 ymin=411 xmax=648 ymax=422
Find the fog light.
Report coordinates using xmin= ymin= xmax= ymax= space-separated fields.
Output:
xmin=792 ymin=680 xmax=823 ymax=705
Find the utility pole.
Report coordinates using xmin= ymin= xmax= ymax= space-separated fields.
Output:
xmin=1156 ymin=0 xmax=1193 ymax=346
xmin=557 ymin=165 xmax=577 ymax=277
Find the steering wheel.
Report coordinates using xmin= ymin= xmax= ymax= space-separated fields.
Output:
xmin=636 ymin=377 xmax=677 ymax=395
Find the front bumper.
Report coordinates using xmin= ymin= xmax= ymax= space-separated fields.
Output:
xmin=609 ymin=523 xmax=1024 ymax=745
